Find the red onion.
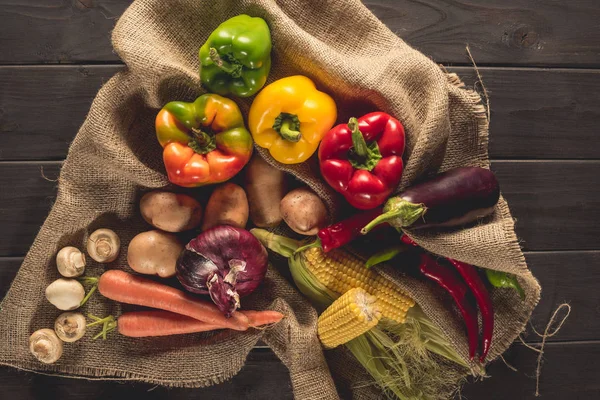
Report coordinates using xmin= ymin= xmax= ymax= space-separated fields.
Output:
xmin=176 ymin=225 xmax=268 ymax=316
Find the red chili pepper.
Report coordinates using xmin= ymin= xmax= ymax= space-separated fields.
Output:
xmin=318 ymin=208 xmax=384 ymax=252
xmin=318 ymin=113 xmax=405 ymax=210
xmin=447 ymin=259 xmax=494 ymax=362
xmin=400 ymin=234 xmax=418 ymax=247
xmin=419 ymin=253 xmax=479 ymax=360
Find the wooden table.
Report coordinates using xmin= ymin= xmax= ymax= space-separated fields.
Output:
xmin=1 ymin=1 xmax=598 ymax=398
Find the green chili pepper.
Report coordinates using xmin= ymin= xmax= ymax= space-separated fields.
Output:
xmin=199 ymin=14 xmax=272 ymax=97
xmin=365 ymin=245 xmax=407 ymax=268
xmin=485 ymin=269 xmax=525 ymax=300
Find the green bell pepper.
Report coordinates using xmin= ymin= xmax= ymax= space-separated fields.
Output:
xmin=199 ymin=14 xmax=272 ymax=98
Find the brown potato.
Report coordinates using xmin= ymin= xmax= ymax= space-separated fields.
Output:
xmin=127 ymin=230 xmax=183 ymax=278
xmin=245 ymin=156 xmax=286 ymax=228
xmin=201 ymin=183 xmax=249 ymax=231
xmin=280 ymin=187 xmax=328 ymax=235
xmin=140 ymin=191 xmax=202 ymax=232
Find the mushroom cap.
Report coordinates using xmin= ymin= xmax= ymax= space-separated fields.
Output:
xmin=45 ymin=278 xmax=85 ymax=311
xmin=29 ymin=328 xmax=63 ymax=364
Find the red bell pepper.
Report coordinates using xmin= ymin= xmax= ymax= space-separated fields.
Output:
xmin=318 ymin=112 xmax=405 ymax=210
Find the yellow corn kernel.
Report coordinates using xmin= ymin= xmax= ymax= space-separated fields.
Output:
xmin=302 ymin=247 xmax=414 ymax=324
xmin=318 ymin=288 xmax=381 ymax=349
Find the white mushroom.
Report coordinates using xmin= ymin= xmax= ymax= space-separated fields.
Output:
xmin=29 ymin=328 xmax=63 ymax=364
xmin=87 ymin=228 xmax=120 ymax=263
xmin=45 ymin=278 xmax=85 ymax=310
xmin=56 ymin=246 xmax=86 ymax=277
xmin=54 ymin=312 xmax=87 ymax=342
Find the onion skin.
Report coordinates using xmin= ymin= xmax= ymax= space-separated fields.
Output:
xmin=176 ymin=225 xmax=268 ymax=316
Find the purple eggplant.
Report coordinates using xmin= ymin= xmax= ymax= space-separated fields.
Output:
xmin=361 ymin=167 xmax=500 ymax=233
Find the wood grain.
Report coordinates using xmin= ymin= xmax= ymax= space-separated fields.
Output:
xmin=492 ymin=160 xmax=600 ymax=251
xmin=0 ymin=0 xmax=131 ymax=64
xmin=0 ymin=349 xmax=293 ymax=400
xmin=2 ymin=66 xmax=599 ymax=161
xmin=0 ymin=66 xmax=123 ymax=161
xmin=2 ymin=1 xmax=600 ymax=67
xmin=366 ymin=0 xmax=600 ymax=67
xmin=524 ymin=251 xmax=600 ymax=342
xmin=452 ymin=67 xmax=600 ymax=159
xmin=0 ymin=162 xmax=60 ymax=256
xmin=3 ymin=251 xmax=597 ymax=341
xmin=1 ymin=160 xmax=597 ymax=255
xmin=0 ymin=342 xmax=597 ymax=399
xmin=461 ymin=341 xmax=600 ymax=399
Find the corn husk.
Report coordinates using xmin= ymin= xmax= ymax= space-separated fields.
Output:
xmin=252 ymin=229 xmax=482 ymax=399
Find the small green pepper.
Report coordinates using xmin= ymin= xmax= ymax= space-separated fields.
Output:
xmin=485 ymin=269 xmax=525 ymax=300
xmin=199 ymin=14 xmax=272 ymax=97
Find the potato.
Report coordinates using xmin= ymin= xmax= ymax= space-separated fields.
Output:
xmin=201 ymin=183 xmax=249 ymax=231
xmin=127 ymin=230 xmax=183 ymax=278
xmin=140 ymin=191 xmax=202 ymax=232
xmin=245 ymin=156 xmax=286 ymax=228
xmin=280 ymin=187 xmax=328 ymax=235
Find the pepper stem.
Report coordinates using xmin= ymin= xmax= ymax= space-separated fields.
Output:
xmin=279 ymin=120 xmax=302 ymax=142
xmin=189 ymin=127 xmax=217 ymax=154
xmin=348 ymin=117 xmax=368 ymax=159
xmin=272 ymin=112 xmax=302 ymax=142
xmin=361 ymin=198 xmax=427 ymax=234
xmin=209 ymin=47 xmax=243 ymax=78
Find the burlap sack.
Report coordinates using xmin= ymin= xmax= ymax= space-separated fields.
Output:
xmin=0 ymin=0 xmax=541 ymax=398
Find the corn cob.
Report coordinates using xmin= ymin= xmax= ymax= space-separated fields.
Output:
xmin=318 ymin=288 xmax=381 ymax=349
xmin=303 ymin=246 xmax=414 ymax=324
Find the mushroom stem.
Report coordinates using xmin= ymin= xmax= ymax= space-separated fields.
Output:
xmin=56 ymin=246 xmax=86 ymax=277
xmin=87 ymin=229 xmax=120 ymax=263
xmin=54 ymin=312 xmax=87 ymax=342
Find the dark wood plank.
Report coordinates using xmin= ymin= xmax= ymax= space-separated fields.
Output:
xmin=449 ymin=67 xmax=600 ymax=159
xmin=2 ymin=1 xmax=600 ymax=67
xmin=367 ymin=0 xmax=600 ymax=67
xmin=0 ymin=65 xmax=123 ymax=161
xmin=0 ymin=0 xmax=131 ymax=64
xmin=0 ymin=162 xmax=60 ymax=256
xmin=0 ymin=341 xmax=597 ymax=400
xmin=462 ymin=341 xmax=600 ymax=399
xmin=492 ymin=160 xmax=600 ymax=251
xmin=1 ymin=161 xmax=597 ymax=256
xmin=525 ymin=251 xmax=600 ymax=342
xmin=0 ymin=348 xmax=293 ymax=400
xmin=0 ymin=257 xmax=21 ymax=299
xmin=3 ymin=251 xmax=596 ymax=341
xmin=2 ymin=66 xmax=599 ymax=161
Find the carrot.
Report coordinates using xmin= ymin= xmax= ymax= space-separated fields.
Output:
xmin=118 ymin=310 xmax=222 ymax=337
xmin=117 ymin=310 xmax=285 ymax=337
xmin=98 ymin=270 xmax=249 ymax=331
xmin=242 ymin=310 xmax=285 ymax=327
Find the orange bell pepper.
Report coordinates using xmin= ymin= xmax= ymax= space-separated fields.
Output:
xmin=155 ymin=94 xmax=253 ymax=187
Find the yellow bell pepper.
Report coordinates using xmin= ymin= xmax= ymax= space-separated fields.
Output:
xmin=248 ymin=75 xmax=337 ymax=164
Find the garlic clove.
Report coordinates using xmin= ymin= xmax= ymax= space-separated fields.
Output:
xmin=87 ymin=228 xmax=120 ymax=263
xmin=54 ymin=312 xmax=87 ymax=342
xmin=45 ymin=278 xmax=85 ymax=311
xmin=29 ymin=328 xmax=63 ymax=364
xmin=56 ymin=246 xmax=86 ymax=277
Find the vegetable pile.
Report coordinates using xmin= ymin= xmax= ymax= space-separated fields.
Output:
xmin=28 ymin=12 xmax=527 ymax=399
